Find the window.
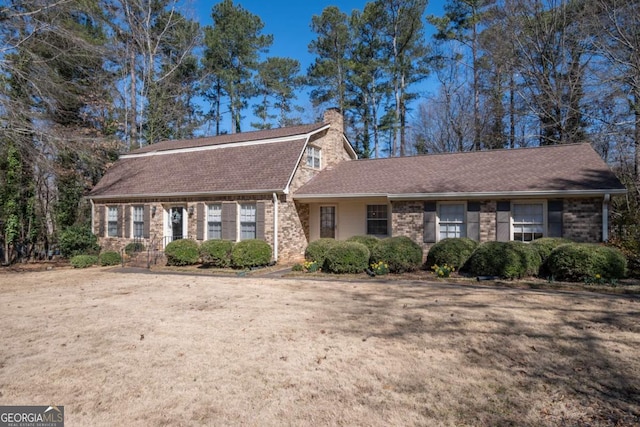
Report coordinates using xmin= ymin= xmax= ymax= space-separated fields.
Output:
xmin=306 ymin=146 xmax=321 ymax=169
xmin=513 ymin=203 xmax=544 ymax=242
xmin=320 ymin=206 xmax=335 ymax=238
xmin=367 ymin=205 xmax=388 ymax=236
xmin=439 ymin=204 xmax=465 ymax=239
xmin=239 ymin=203 xmax=256 ymax=240
xmin=207 ymin=204 xmax=222 ymax=239
xmin=133 ymin=206 xmax=144 ymax=238
xmin=107 ymin=206 xmax=118 ymax=237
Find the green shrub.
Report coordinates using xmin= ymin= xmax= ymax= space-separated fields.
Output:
xmin=304 ymin=238 xmax=338 ymax=269
xmin=425 ymin=238 xmax=479 ymax=270
xmin=346 ymin=235 xmax=380 ymax=255
xmin=231 ymin=239 xmax=272 ymax=269
xmin=70 ymin=254 xmax=98 ymax=268
xmin=325 ymin=241 xmax=370 ymax=274
xmin=59 ymin=225 xmax=100 ymax=258
xmin=99 ymin=251 xmax=122 ymax=266
xmin=165 ymin=239 xmax=199 ymax=266
xmin=546 ymin=243 xmax=627 ymax=282
xmin=463 ymin=241 xmax=542 ymax=279
xmin=200 ymin=240 xmax=234 ymax=267
xmin=530 ymin=237 xmax=573 ymax=262
xmin=124 ymin=242 xmax=145 ymax=256
xmin=371 ymin=236 xmax=423 ymax=273
xmin=291 ymin=263 xmax=304 ymax=272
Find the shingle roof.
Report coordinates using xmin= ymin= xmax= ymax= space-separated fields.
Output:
xmin=294 ymin=143 xmax=625 ymax=198
xmin=130 ymin=123 xmax=326 ymax=154
xmin=89 ymin=138 xmax=308 ymax=198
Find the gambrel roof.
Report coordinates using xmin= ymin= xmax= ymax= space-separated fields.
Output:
xmin=294 ymin=143 xmax=626 ymax=200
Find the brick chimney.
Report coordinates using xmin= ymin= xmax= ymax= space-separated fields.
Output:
xmin=323 ymin=108 xmax=344 ymax=133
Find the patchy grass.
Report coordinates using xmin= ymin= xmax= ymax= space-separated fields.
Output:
xmin=0 ymin=269 xmax=638 ymax=426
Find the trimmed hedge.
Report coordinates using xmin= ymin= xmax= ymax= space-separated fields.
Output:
xmin=325 ymin=241 xmax=370 ymax=274
xmin=59 ymin=225 xmax=100 ymax=258
xmin=200 ymin=239 xmax=234 ymax=267
xmin=463 ymin=241 xmax=542 ymax=279
xmin=165 ymin=239 xmax=199 ymax=266
xmin=70 ymin=254 xmax=98 ymax=268
xmin=304 ymin=238 xmax=338 ymax=269
xmin=231 ymin=239 xmax=272 ymax=269
xmin=546 ymin=243 xmax=627 ymax=282
xmin=99 ymin=251 xmax=122 ymax=266
xmin=346 ymin=235 xmax=380 ymax=254
xmin=530 ymin=237 xmax=573 ymax=262
xmin=125 ymin=242 xmax=145 ymax=256
xmin=425 ymin=237 xmax=479 ymax=270
xmin=371 ymin=236 xmax=423 ymax=273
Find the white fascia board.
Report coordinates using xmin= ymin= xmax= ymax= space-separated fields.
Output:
xmin=293 ymin=193 xmax=389 ymax=201
xmin=88 ymin=189 xmax=284 ymax=201
xmin=388 ymin=189 xmax=627 ymax=201
xmin=121 ymin=127 xmax=330 ymax=159
xmin=343 ymin=134 xmax=358 ymax=159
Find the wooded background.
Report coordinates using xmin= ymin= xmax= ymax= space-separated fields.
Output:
xmin=1 ymin=0 xmax=638 ymax=268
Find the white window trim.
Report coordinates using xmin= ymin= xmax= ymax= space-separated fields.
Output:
xmin=132 ymin=205 xmax=144 ymax=238
xmin=107 ymin=206 xmax=118 ymax=238
xmin=306 ymin=145 xmax=321 ymax=169
xmin=206 ymin=203 xmax=222 ymax=240
xmin=238 ymin=203 xmax=257 ymax=241
xmin=510 ymin=200 xmax=548 ymax=242
xmin=436 ymin=201 xmax=467 ymax=242
xmin=366 ymin=204 xmax=389 ymax=237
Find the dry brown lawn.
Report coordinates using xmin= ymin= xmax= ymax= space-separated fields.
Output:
xmin=0 ymin=267 xmax=638 ymax=426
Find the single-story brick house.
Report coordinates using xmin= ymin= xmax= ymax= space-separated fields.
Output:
xmin=88 ymin=109 xmax=627 ymax=262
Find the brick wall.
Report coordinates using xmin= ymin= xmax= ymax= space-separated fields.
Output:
xmin=563 ymin=198 xmax=602 ymax=242
xmin=391 ymin=201 xmax=428 ymax=253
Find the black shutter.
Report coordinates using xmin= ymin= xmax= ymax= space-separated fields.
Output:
xmin=548 ymin=200 xmax=563 ymax=238
xmin=496 ymin=201 xmax=510 ymax=242
xmin=222 ymin=202 xmax=237 ymax=241
xmin=117 ymin=206 xmax=124 ymax=238
xmin=143 ymin=205 xmax=151 ymax=239
xmin=467 ymin=202 xmax=480 ymax=241
xmin=196 ymin=203 xmax=205 ymax=241
xmin=98 ymin=206 xmax=105 ymax=237
xmin=423 ymin=202 xmax=437 ymax=243
xmin=256 ymin=202 xmax=266 ymax=240
xmin=124 ymin=206 xmax=131 ymax=238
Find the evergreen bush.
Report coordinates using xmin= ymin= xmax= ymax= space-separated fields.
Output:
xmin=325 ymin=241 xmax=370 ymax=274
xmin=99 ymin=251 xmax=122 ymax=266
xmin=463 ymin=241 xmax=542 ymax=279
xmin=425 ymin=237 xmax=479 ymax=270
xmin=165 ymin=239 xmax=199 ymax=266
xmin=59 ymin=225 xmax=100 ymax=258
xmin=304 ymin=238 xmax=338 ymax=269
xmin=231 ymin=239 xmax=272 ymax=269
xmin=124 ymin=242 xmax=145 ymax=256
xmin=346 ymin=235 xmax=380 ymax=257
xmin=200 ymin=240 xmax=234 ymax=267
xmin=70 ymin=254 xmax=98 ymax=268
xmin=371 ymin=236 xmax=423 ymax=273
xmin=546 ymin=243 xmax=627 ymax=282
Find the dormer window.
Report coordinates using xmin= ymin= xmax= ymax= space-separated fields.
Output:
xmin=306 ymin=146 xmax=321 ymax=169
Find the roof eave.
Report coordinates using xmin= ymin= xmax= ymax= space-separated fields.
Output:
xmin=88 ymin=189 xmax=285 ymax=201
xmin=293 ymin=188 xmax=627 ymax=202
xmin=387 ymin=189 xmax=628 ymax=200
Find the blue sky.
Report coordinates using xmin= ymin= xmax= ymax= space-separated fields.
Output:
xmin=189 ymin=0 xmax=446 ymax=132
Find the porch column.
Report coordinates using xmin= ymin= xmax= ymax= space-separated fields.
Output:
xmin=602 ymin=194 xmax=610 ymax=242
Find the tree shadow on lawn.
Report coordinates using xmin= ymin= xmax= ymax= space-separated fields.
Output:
xmin=304 ymin=282 xmax=640 ymax=426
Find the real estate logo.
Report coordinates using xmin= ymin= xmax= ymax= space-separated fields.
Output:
xmin=0 ymin=406 xmax=64 ymax=427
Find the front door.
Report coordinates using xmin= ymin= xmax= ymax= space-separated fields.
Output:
xmin=170 ymin=207 xmax=184 ymax=241
xmin=320 ymin=206 xmax=336 ymax=238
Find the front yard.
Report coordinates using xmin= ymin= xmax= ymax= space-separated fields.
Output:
xmin=0 ymin=268 xmax=638 ymax=426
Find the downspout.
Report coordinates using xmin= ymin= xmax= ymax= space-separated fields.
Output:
xmin=90 ymin=199 xmax=95 ymax=234
xmin=272 ymin=192 xmax=279 ymax=262
xmin=602 ymin=194 xmax=610 ymax=242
